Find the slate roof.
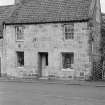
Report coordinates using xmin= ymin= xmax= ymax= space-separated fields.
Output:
xmin=5 ymin=0 xmax=92 ymax=24
xmin=0 ymin=5 xmax=14 ymax=22
xmin=0 ymin=5 xmax=14 ymax=35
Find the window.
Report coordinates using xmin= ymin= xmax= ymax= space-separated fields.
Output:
xmin=64 ymin=24 xmax=74 ymax=39
xmin=15 ymin=26 xmax=24 ymax=41
xmin=62 ymin=53 xmax=74 ymax=69
xmin=16 ymin=51 xmax=24 ymax=67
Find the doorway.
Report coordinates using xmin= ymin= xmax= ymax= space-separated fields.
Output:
xmin=38 ymin=52 xmax=48 ymax=77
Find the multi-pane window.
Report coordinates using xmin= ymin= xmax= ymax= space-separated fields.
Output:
xmin=64 ymin=23 xmax=74 ymax=39
xmin=62 ymin=53 xmax=74 ymax=69
xmin=15 ymin=26 xmax=24 ymax=41
xmin=16 ymin=51 xmax=24 ymax=67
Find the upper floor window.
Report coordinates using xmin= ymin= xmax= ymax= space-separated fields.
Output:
xmin=64 ymin=23 xmax=74 ymax=39
xmin=15 ymin=26 xmax=24 ymax=41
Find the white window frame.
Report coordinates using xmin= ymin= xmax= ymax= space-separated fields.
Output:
xmin=15 ymin=25 xmax=24 ymax=41
xmin=64 ymin=23 xmax=74 ymax=40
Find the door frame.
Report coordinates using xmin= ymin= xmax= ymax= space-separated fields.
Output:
xmin=0 ymin=57 xmax=1 ymax=77
xmin=38 ymin=52 xmax=48 ymax=77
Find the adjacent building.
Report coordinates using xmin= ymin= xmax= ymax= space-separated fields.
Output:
xmin=0 ymin=5 xmax=14 ymax=77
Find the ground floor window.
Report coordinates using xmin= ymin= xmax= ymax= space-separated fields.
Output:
xmin=62 ymin=53 xmax=74 ymax=69
xmin=16 ymin=51 xmax=24 ymax=67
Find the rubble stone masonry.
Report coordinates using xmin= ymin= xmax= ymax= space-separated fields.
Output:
xmin=2 ymin=22 xmax=92 ymax=79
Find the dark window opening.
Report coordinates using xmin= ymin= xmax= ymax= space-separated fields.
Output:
xmin=16 ymin=51 xmax=24 ymax=67
xmin=0 ymin=36 xmax=3 ymax=39
xmin=62 ymin=53 xmax=74 ymax=69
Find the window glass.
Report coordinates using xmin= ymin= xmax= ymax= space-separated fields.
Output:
xmin=64 ymin=24 xmax=74 ymax=39
xmin=62 ymin=53 xmax=74 ymax=69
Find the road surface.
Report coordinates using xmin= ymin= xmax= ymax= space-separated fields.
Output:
xmin=0 ymin=81 xmax=105 ymax=105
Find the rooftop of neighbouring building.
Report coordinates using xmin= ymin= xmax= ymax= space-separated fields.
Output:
xmin=0 ymin=5 xmax=14 ymax=36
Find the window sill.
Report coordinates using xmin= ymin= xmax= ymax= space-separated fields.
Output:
xmin=16 ymin=66 xmax=24 ymax=69
xmin=16 ymin=40 xmax=24 ymax=42
xmin=62 ymin=68 xmax=74 ymax=71
xmin=64 ymin=39 xmax=74 ymax=41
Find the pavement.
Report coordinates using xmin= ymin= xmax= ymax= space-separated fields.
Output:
xmin=0 ymin=77 xmax=105 ymax=87
xmin=0 ymin=80 xmax=105 ymax=105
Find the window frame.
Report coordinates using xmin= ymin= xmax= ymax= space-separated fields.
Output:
xmin=15 ymin=25 xmax=24 ymax=41
xmin=62 ymin=52 xmax=74 ymax=69
xmin=63 ymin=23 xmax=74 ymax=40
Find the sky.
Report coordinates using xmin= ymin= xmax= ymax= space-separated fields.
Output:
xmin=0 ymin=0 xmax=105 ymax=12
xmin=0 ymin=0 xmax=14 ymax=5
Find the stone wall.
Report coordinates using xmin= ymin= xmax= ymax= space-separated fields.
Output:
xmin=3 ymin=22 xmax=91 ymax=79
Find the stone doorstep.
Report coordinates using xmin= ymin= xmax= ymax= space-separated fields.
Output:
xmin=23 ymin=76 xmax=39 ymax=79
xmin=39 ymin=77 xmax=49 ymax=80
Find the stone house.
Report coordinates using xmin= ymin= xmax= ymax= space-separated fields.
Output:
xmin=0 ymin=0 xmax=102 ymax=80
